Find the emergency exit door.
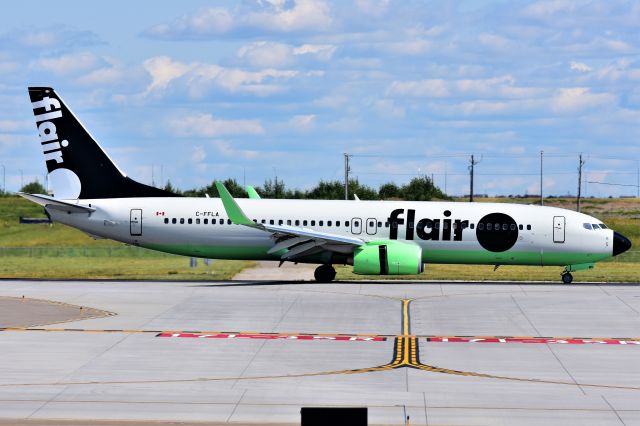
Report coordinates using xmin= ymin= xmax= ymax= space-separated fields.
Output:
xmin=553 ymin=216 xmax=565 ymax=243
xmin=130 ymin=209 xmax=142 ymax=236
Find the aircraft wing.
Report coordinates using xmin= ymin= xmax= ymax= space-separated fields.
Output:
xmin=17 ymin=192 xmax=96 ymax=214
xmin=215 ymin=182 xmax=363 ymax=260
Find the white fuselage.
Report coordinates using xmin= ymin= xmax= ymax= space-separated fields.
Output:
xmin=48 ymin=197 xmax=614 ymax=267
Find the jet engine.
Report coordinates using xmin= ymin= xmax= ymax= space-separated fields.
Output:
xmin=352 ymin=241 xmax=424 ymax=275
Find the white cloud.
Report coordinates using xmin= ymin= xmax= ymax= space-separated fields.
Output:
xmin=238 ymin=42 xmax=294 ymax=68
xmin=192 ymin=145 xmax=207 ymax=163
xmin=387 ymin=76 xmax=542 ymax=99
xmin=213 ymin=140 xmax=259 ymax=160
xmin=372 ymin=99 xmax=405 ymax=119
xmin=550 ymin=88 xmax=616 ymax=113
xmin=570 ymin=61 xmax=592 ymax=72
xmin=168 ymin=113 xmax=264 ymax=137
xmin=288 ymin=114 xmax=316 ymax=131
xmin=524 ymin=0 xmax=582 ymax=18
xmin=387 ymin=79 xmax=449 ymax=97
xmin=33 ymin=52 xmax=100 ymax=75
xmin=143 ymin=56 xmax=302 ymax=97
xmin=478 ymin=33 xmax=512 ymax=50
xmin=237 ymin=42 xmax=336 ymax=68
xmin=244 ymin=0 xmax=333 ymax=32
xmin=144 ymin=0 xmax=332 ymax=39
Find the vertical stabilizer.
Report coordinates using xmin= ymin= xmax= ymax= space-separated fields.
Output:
xmin=28 ymin=87 xmax=179 ymax=199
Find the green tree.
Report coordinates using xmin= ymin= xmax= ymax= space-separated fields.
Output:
xmin=400 ymin=176 xmax=448 ymax=201
xmin=20 ymin=180 xmax=47 ymax=195
xmin=163 ymin=180 xmax=180 ymax=195
xmin=378 ymin=182 xmax=401 ymax=199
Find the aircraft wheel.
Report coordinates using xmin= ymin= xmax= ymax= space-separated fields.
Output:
xmin=561 ymin=272 xmax=573 ymax=284
xmin=314 ymin=264 xmax=336 ymax=283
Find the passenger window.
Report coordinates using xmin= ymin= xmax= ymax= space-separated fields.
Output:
xmin=196 ymin=218 xmax=200 ymax=224
xmin=378 ymin=221 xmax=382 ymax=228
xmin=487 ymin=223 xmax=492 ymax=231
xmin=295 ymin=220 xmax=300 ymax=226
xmin=435 ymin=222 xmax=440 ymax=229
xmin=385 ymin=222 xmax=390 ymax=228
xmin=494 ymin=223 xmax=500 ymax=230
xmin=336 ymin=221 xmax=340 ymax=227
xmin=327 ymin=220 xmax=332 ymax=226
xmin=164 ymin=218 xmax=169 ymax=224
xmin=287 ymin=220 xmax=291 ymax=225
xmin=303 ymin=220 xmax=308 ymax=226
xmin=479 ymin=223 xmax=485 ymax=231
xmin=510 ymin=224 xmax=516 ymax=231
xmin=502 ymin=224 xmax=508 ymax=231
xmin=172 ymin=218 xmax=176 ymax=224
xmin=278 ymin=219 xmax=283 ymax=225
xmin=204 ymin=219 xmax=208 ymax=224
xmin=319 ymin=220 xmax=324 ymax=226
xmin=369 ymin=220 xmax=375 ymax=227
xmin=227 ymin=219 xmax=231 ymax=225
xmin=270 ymin=219 xmax=274 ymax=225
xmin=470 ymin=223 xmax=475 ymax=229
xmin=261 ymin=219 xmax=266 ymax=224
xmin=519 ymin=224 xmax=523 ymax=230
xmin=527 ymin=225 xmax=531 ymax=230
xmin=311 ymin=220 xmax=316 ymax=226
xmin=219 ymin=219 xmax=223 ymax=225
xmin=345 ymin=221 xmax=350 ymax=227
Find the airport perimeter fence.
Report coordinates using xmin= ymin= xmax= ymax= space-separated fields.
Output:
xmin=0 ymin=246 xmax=638 ymax=263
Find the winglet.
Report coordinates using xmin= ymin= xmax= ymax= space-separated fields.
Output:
xmin=245 ymin=185 xmax=261 ymax=199
xmin=215 ymin=182 xmax=255 ymax=226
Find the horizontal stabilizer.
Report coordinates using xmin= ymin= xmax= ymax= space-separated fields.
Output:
xmin=18 ymin=192 xmax=95 ymax=214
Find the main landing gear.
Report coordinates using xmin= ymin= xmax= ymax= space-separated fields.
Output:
xmin=561 ymin=272 xmax=573 ymax=284
xmin=314 ymin=264 xmax=336 ymax=283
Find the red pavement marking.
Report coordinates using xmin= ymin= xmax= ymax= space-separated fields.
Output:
xmin=157 ymin=332 xmax=386 ymax=341
xmin=427 ymin=337 xmax=640 ymax=345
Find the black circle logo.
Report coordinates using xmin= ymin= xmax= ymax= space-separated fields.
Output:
xmin=476 ymin=213 xmax=518 ymax=252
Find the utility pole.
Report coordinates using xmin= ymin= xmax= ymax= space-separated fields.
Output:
xmin=344 ymin=153 xmax=350 ymax=200
xmin=539 ymin=150 xmax=544 ymax=206
xmin=151 ymin=164 xmax=155 ymax=187
xmin=577 ymin=154 xmax=584 ymax=212
xmin=160 ymin=165 xmax=164 ymax=189
xmin=468 ymin=154 xmax=479 ymax=202
xmin=1 ymin=164 xmax=4 ymax=194
xmin=637 ymin=160 xmax=639 ymax=198
xmin=20 ymin=169 xmax=23 ymax=190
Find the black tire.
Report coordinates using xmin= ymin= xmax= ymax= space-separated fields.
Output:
xmin=314 ymin=264 xmax=336 ymax=283
xmin=561 ymin=272 xmax=573 ymax=284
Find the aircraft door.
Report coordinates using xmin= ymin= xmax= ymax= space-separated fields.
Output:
xmin=130 ymin=209 xmax=142 ymax=236
xmin=351 ymin=217 xmax=362 ymax=235
xmin=366 ymin=218 xmax=377 ymax=235
xmin=553 ymin=216 xmax=565 ymax=243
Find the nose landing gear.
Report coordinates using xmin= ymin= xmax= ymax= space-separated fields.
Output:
xmin=314 ymin=264 xmax=336 ymax=283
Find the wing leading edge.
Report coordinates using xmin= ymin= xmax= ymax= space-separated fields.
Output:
xmin=215 ymin=182 xmax=363 ymax=260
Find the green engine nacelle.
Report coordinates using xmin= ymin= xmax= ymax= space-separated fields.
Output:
xmin=353 ymin=241 xmax=424 ymax=275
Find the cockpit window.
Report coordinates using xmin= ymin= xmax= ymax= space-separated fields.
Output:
xmin=600 ymin=224 xmax=608 ymax=229
xmin=583 ymin=223 xmax=592 ymax=230
xmin=592 ymin=223 xmax=600 ymax=229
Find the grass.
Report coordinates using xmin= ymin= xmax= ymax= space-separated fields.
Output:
xmin=1 ymin=195 xmax=638 ymax=282
xmin=0 ymin=254 xmax=252 ymax=280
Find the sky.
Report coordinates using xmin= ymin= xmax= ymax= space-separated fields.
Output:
xmin=0 ymin=0 xmax=639 ymax=197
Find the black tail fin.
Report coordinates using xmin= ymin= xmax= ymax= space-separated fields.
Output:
xmin=28 ymin=87 xmax=179 ymax=199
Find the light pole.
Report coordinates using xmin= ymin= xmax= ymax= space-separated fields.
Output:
xmin=539 ymin=150 xmax=543 ymax=206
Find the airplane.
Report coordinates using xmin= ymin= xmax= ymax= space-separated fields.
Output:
xmin=20 ymin=87 xmax=632 ymax=284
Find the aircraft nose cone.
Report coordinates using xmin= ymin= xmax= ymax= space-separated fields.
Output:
xmin=613 ymin=232 xmax=632 ymax=256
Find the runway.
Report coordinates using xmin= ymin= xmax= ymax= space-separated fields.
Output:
xmin=0 ymin=279 xmax=638 ymax=425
